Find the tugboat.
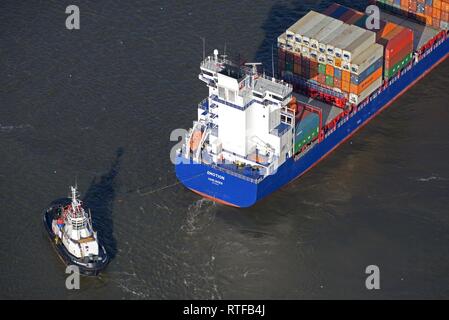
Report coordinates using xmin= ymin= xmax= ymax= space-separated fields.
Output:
xmin=43 ymin=186 xmax=109 ymax=276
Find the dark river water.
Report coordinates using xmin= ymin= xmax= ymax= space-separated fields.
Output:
xmin=1 ymin=0 xmax=449 ymax=299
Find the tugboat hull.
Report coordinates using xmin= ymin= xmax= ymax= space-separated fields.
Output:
xmin=43 ymin=201 xmax=109 ymax=276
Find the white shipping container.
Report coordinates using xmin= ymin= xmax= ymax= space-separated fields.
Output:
xmin=302 ymin=16 xmax=332 ymax=49
xmin=329 ymin=25 xmax=365 ymax=59
xmin=342 ymin=60 xmax=351 ymax=72
xmin=278 ymin=33 xmax=287 ymax=49
xmin=350 ymin=43 xmax=384 ymax=75
xmin=301 ymin=46 xmax=310 ymax=58
xmin=313 ymin=19 xmax=344 ymax=54
xmin=286 ymin=11 xmax=324 ymax=43
xmin=342 ymin=30 xmax=376 ymax=62
xmin=310 ymin=49 xmax=319 ymax=61
xmin=295 ymin=14 xmax=327 ymax=45
xmin=323 ymin=24 xmax=351 ymax=56
xmin=308 ymin=16 xmax=340 ymax=50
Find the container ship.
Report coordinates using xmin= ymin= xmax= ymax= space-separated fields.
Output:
xmin=175 ymin=1 xmax=449 ymax=207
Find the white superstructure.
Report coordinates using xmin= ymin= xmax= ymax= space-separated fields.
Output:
xmin=184 ymin=50 xmax=295 ymax=176
xmin=52 ymin=186 xmax=100 ymax=259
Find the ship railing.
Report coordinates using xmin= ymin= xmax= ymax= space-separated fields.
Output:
xmin=208 ymin=163 xmax=263 ymax=184
xmin=201 ymin=55 xmax=233 ymax=71
xmin=210 ymin=94 xmax=256 ymax=111
xmin=258 ymin=72 xmax=293 ymax=89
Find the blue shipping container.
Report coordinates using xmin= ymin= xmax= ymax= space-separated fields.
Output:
xmin=351 ymin=58 xmax=383 ymax=85
xmin=330 ymin=5 xmax=349 ymax=19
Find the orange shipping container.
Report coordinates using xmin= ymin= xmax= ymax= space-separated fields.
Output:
xmin=442 ymin=11 xmax=449 ymax=21
xmin=443 ymin=1 xmax=449 ymax=13
xmin=350 ymin=67 xmax=383 ymax=95
xmin=433 ymin=8 xmax=441 ymax=19
xmin=342 ymin=70 xmax=351 ymax=83
xmin=334 ymin=58 xmax=342 ymax=68
xmin=294 ymin=64 xmax=301 ymax=75
xmin=378 ymin=22 xmax=398 ymax=39
xmin=342 ymin=80 xmax=350 ymax=93
xmin=434 ymin=0 xmax=442 ymax=10
xmin=426 ymin=16 xmax=433 ymax=25
xmin=326 ymin=65 xmax=334 ymax=77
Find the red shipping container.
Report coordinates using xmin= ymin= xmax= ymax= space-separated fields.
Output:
xmin=442 ymin=11 xmax=449 ymax=21
xmin=378 ymin=25 xmax=404 ymax=48
xmin=323 ymin=3 xmax=341 ymax=16
xmin=339 ymin=10 xmax=358 ymax=23
xmin=433 ymin=8 xmax=442 ymax=19
xmin=409 ymin=2 xmax=418 ymax=12
xmin=310 ymin=69 xmax=319 ymax=79
xmin=376 ymin=22 xmax=398 ymax=42
xmin=385 ymin=39 xmax=413 ymax=64
xmin=433 ymin=17 xmax=441 ymax=28
xmin=425 ymin=6 xmax=433 ymax=17
xmin=278 ymin=49 xmax=286 ymax=61
xmin=334 ymin=78 xmax=342 ymax=89
xmin=384 ymin=27 xmax=414 ymax=61
xmin=442 ymin=1 xmax=449 ymax=13
xmin=294 ymin=63 xmax=301 ymax=75
xmin=318 ymin=74 xmax=326 ymax=85
xmin=385 ymin=45 xmax=413 ymax=70
xmin=346 ymin=12 xmax=365 ymax=25
xmin=310 ymin=74 xmax=319 ymax=82
xmin=294 ymin=54 xmax=301 ymax=64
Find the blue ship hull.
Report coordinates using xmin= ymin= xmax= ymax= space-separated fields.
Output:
xmin=176 ymin=36 xmax=449 ymax=208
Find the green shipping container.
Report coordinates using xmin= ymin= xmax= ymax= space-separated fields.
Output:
xmin=285 ymin=61 xmax=293 ymax=72
xmin=294 ymin=127 xmax=319 ymax=154
xmin=318 ymin=63 xmax=326 ymax=74
xmin=384 ymin=53 xmax=412 ymax=79
xmin=326 ymin=75 xmax=334 ymax=87
xmin=294 ymin=113 xmax=320 ymax=154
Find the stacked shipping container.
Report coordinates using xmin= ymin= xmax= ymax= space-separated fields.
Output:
xmin=278 ymin=10 xmax=383 ymax=105
xmin=324 ymin=3 xmax=415 ymax=79
xmin=376 ymin=0 xmax=449 ymax=30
